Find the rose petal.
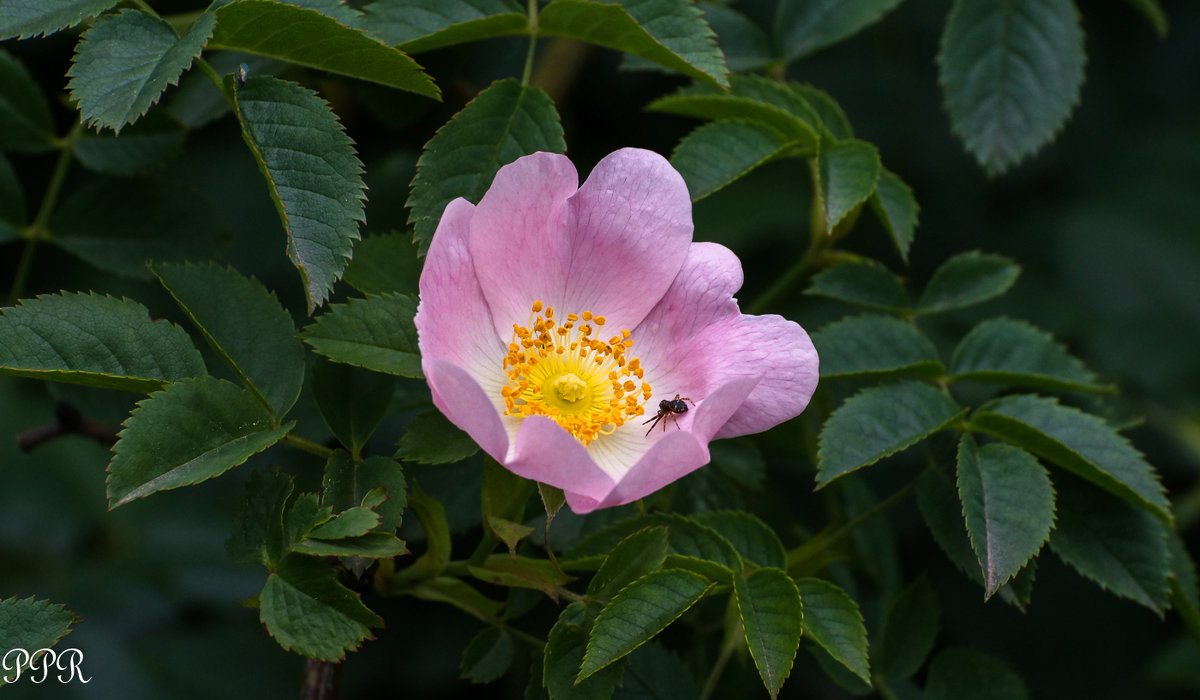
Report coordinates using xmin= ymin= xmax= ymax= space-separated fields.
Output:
xmin=424 ymin=359 xmax=510 ymax=463
xmin=714 ymin=314 xmax=819 ymax=439
xmin=415 ymin=198 xmax=506 ymax=384
xmin=559 ymin=148 xmax=694 ymax=331
xmin=506 ymin=415 xmax=616 ymax=505
xmin=468 ymin=152 xmax=579 ymax=338
xmin=632 ymin=242 xmax=744 ymax=397
xmin=568 ymin=376 xmax=758 ymax=513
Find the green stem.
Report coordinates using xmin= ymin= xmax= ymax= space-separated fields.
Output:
xmin=9 ymin=124 xmax=82 ymax=304
xmin=745 ymin=253 xmax=817 ymax=316
xmin=746 ymin=159 xmax=832 ymax=315
xmin=279 ymin=433 xmax=334 ymax=459
xmin=521 ymin=0 xmax=539 ymax=86
xmin=787 ymin=480 xmax=917 ymax=574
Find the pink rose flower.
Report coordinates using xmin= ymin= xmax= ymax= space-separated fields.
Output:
xmin=415 ymin=148 xmax=819 ymax=513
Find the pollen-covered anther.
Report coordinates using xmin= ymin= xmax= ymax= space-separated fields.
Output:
xmin=502 ymin=301 xmax=650 ymax=445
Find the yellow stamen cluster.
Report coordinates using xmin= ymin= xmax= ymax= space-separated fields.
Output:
xmin=501 ymin=301 xmax=652 ymax=445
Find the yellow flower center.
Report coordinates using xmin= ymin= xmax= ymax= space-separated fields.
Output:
xmin=501 ymin=301 xmax=652 ymax=445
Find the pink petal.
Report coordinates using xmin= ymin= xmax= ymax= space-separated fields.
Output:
xmin=468 ymin=149 xmax=693 ymax=337
xmin=568 ymin=377 xmax=758 ymax=513
xmin=714 ymin=314 xmax=819 ymax=439
xmin=630 ymin=241 xmax=819 ymax=439
xmin=415 ymin=197 xmax=505 ymax=383
xmin=632 ymin=242 xmax=743 ymax=395
xmin=423 ymin=359 xmax=510 ymax=463
xmin=505 ymin=415 xmax=616 ymax=505
xmin=467 ymin=152 xmax=579 ymax=339
xmin=559 ymin=148 xmax=694 ymax=332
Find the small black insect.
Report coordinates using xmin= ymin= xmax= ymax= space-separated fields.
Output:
xmin=643 ymin=394 xmax=694 ymax=436
xmin=235 ymin=63 xmax=249 ymax=88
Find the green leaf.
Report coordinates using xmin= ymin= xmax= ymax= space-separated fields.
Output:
xmin=342 ymin=231 xmax=421 ymax=295
xmin=818 ymin=138 xmax=881 ymax=234
xmin=805 ymin=259 xmax=910 ymax=312
xmin=302 ymin=293 xmax=421 ymax=377
xmin=671 ymin=120 xmax=792 ymax=201
xmin=566 ymin=513 xmax=741 ymax=576
xmin=734 ymin=568 xmax=803 ymax=698
xmin=816 ymin=382 xmax=964 ymax=488
xmin=956 ymin=435 xmax=1055 ymax=598
xmin=285 ymin=492 xmax=333 ymax=545
xmin=950 ymin=317 xmax=1108 ymax=393
xmin=614 ymin=642 xmax=699 ymax=700
xmin=362 ymin=0 xmax=525 ymax=53
xmin=968 ymin=394 xmax=1171 ymax=521
xmin=0 ymin=0 xmax=119 ymax=40
xmin=869 ymin=168 xmax=918 ymax=264
xmin=647 ymin=75 xmax=819 ymax=149
xmin=469 ymin=554 xmax=573 ymax=596
xmin=323 ymin=451 xmax=407 ymax=532
xmin=482 ymin=457 xmax=535 ymax=525
xmin=67 ymin=9 xmax=215 ymax=132
xmin=485 ymin=516 xmax=536 ymax=555
xmin=544 ymin=602 xmax=628 ymax=700
xmin=916 ymin=466 xmax=1037 ymax=611
xmin=153 ymin=261 xmax=305 ymax=416
xmin=233 ymin=75 xmax=365 ymax=311
xmin=0 ymin=291 xmax=205 ymax=391
xmin=539 ymin=0 xmax=727 ymax=88
xmin=588 ymin=526 xmax=671 ymax=601
xmin=408 ymin=78 xmax=564 ymax=254
xmin=311 ymin=358 xmax=396 ymax=452
xmin=0 ymin=49 xmax=55 ymax=152
xmin=876 ymin=576 xmax=939 ymax=681
xmin=580 ymin=569 xmax=711 ymax=681
xmin=794 ymin=578 xmax=870 ymax=685
xmin=307 ymin=506 xmax=380 ymax=539
xmin=775 ymin=0 xmax=904 ymax=61
xmin=395 ymin=410 xmax=481 ymax=464
xmin=811 ymin=314 xmax=942 ymax=379
xmin=924 ymin=647 xmax=1029 ymax=700
xmin=938 ymin=0 xmax=1085 ymax=174
xmin=704 ymin=3 xmax=772 ymax=72
xmin=404 ymin=481 xmax=452 ymax=579
xmin=1050 ymin=475 xmax=1169 ymax=613
xmin=916 ymin=251 xmax=1019 ymax=315
xmin=211 ymin=0 xmax=439 ymax=98
xmin=694 ymin=511 xmax=786 ymax=570
xmin=106 ymin=377 xmax=293 ymax=508
xmin=0 ymin=597 xmax=80 ymax=687
xmin=461 ymin=627 xmax=516 ymax=684
xmin=259 ymin=553 xmax=383 ymax=661
xmin=50 ymin=178 xmax=229 ymax=279
xmin=291 ymin=531 xmax=408 ymax=558
xmin=790 ymin=84 xmax=853 ymax=140
xmin=227 ymin=466 xmax=294 ymax=567
xmin=72 ymin=112 xmax=185 ymax=175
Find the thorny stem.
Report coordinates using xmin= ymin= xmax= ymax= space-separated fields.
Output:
xmin=9 ymin=123 xmax=83 ymax=305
